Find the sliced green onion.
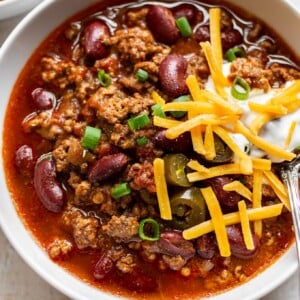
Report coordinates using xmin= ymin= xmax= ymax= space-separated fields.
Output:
xmin=176 ymin=17 xmax=192 ymax=38
xmin=170 ymin=95 xmax=191 ymax=118
xmin=138 ymin=218 xmax=160 ymax=241
xmin=136 ymin=136 xmax=148 ymax=146
xmin=128 ymin=113 xmax=151 ymax=131
xmin=111 ymin=182 xmax=131 ymax=199
xmin=151 ymin=104 xmax=166 ymax=118
xmin=82 ymin=126 xmax=102 ymax=150
xmin=135 ymin=69 xmax=149 ymax=82
xmin=98 ymin=69 xmax=112 ymax=87
xmin=225 ymin=47 xmax=246 ymax=62
xmin=231 ymin=77 xmax=250 ymax=100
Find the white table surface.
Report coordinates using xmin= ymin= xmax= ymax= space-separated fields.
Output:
xmin=0 ymin=8 xmax=299 ymax=300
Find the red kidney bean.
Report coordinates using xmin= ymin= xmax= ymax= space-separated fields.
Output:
xmin=31 ymin=88 xmax=56 ymax=110
xmin=227 ymin=225 xmax=260 ymax=259
xmin=34 ymin=155 xmax=65 ymax=213
xmin=196 ymin=234 xmax=216 ymax=259
xmin=194 ymin=25 xmax=210 ymax=43
xmin=15 ymin=144 xmax=35 ymax=177
xmin=146 ymin=5 xmax=179 ymax=45
xmin=88 ymin=153 xmax=128 ymax=183
xmin=93 ymin=253 xmax=114 ymax=280
xmin=158 ymin=230 xmax=195 ymax=260
xmin=172 ymin=4 xmax=199 ymax=25
xmin=207 ymin=176 xmax=241 ymax=208
xmin=159 ymin=54 xmax=189 ymax=98
xmin=119 ymin=268 xmax=158 ymax=292
xmin=83 ymin=19 xmax=110 ymax=60
xmin=221 ymin=29 xmax=243 ymax=52
xmin=153 ymin=130 xmax=192 ymax=153
xmin=195 ymin=26 xmax=243 ymax=52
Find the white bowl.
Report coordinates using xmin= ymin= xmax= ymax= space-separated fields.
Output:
xmin=0 ymin=0 xmax=299 ymax=299
xmin=0 ymin=0 xmax=43 ymax=20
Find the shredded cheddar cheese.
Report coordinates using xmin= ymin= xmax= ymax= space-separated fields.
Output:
xmin=248 ymin=102 xmax=288 ymax=115
xmin=187 ymin=163 xmax=250 ymax=182
xmin=152 ymin=90 xmax=166 ymax=106
xmin=263 ymin=170 xmax=291 ymax=211
xmin=284 ymin=121 xmax=297 ymax=149
xmin=234 ymin=121 xmax=296 ymax=161
xmin=252 ymin=158 xmax=272 ymax=171
xmin=165 ymin=114 xmax=238 ymax=140
xmin=186 ymin=75 xmax=206 ymax=102
xmin=204 ymin=125 xmax=216 ymax=160
xmin=252 ymin=170 xmax=263 ymax=237
xmin=213 ymin=126 xmax=253 ymax=173
xmin=153 ymin=116 xmax=182 ymax=129
xmin=188 ymin=111 xmax=206 ymax=155
xmin=209 ymin=8 xmax=223 ymax=68
xmin=187 ymin=160 xmax=209 ymax=173
xmin=183 ymin=203 xmax=283 ymax=240
xmin=153 ymin=158 xmax=172 ymax=220
xmin=238 ymin=201 xmax=255 ymax=250
xmin=201 ymin=187 xmax=231 ymax=257
xmin=223 ymin=181 xmax=252 ymax=201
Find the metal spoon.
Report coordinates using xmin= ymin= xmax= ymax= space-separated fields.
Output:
xmin=279 ymin=157 xmax=300 ymax=276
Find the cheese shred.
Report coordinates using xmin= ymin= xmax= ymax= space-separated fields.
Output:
xmin=153 ymin=158 xmax=172 ymax=220
xmin=201 ymin=187 xmax=231 ymax=257
xmin=183 ymin=204 xmax=283 ymax=241
xmin=223 ymin=181 xmax=252 ymax=201
xmin=238 ymin=201 xmax=255 ymax=250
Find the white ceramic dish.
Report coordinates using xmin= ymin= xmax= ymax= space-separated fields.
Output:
xmin=0 ymin=0 xmax=299 ymax=299
xmin=0 ymin=0 xmax=43 ymax=20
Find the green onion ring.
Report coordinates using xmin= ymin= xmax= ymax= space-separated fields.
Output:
xmin=231 ymin=77 xmax=250 ymax=100
xmin=138 ymin=218 xmax=160 ymax=241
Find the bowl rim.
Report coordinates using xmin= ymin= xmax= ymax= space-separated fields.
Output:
xmin=0 ymin=0 xmax=298 ymax=299
xmin=0 ymin=0 xmax=43 ymax=20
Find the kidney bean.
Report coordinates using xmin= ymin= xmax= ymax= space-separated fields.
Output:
xmin=195 ymin=26 xmax=243 ymax=52
xmin=153 ymin=130 xmax=192 ymax=153
xmin=146 ymin=5 xmax=179 ymax=45
xmin=34 ymin=155 xmax=65 ymax=213
xmin=119 ymin=268 xmax=158 ymax=292
xmin=173 ymin=4 xmax=199 ymax=25
xmin=93 ymin=253 xmax=114 ymax=280
xmin=227 ymin=225 xmax=260 ymax=259
xmin=221 ymin=29 xmax=243 ymax=52
xmin=31 ymin=88 xmax=56 ymax=110
xmin=196 ymin=234 xmax=216 ymax=259
xmin=83 ymin=19 xmax=110 ymax=60
xmin=159 ymin=54 xmax=189 ymax=98
xmin=158 ymin=230 xmax=195 ymax=260
xmin=194 ymin=25 xmax=210 ymax=43
xmin=15 ymin=144 xmax=35 ymax=177
xmin=207 ymin=176 xmax=241 ymax=209
xmin=88 ymin=153 xmax=128 ymax=183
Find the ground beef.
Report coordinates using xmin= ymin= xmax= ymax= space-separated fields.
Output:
xmin=162 ymin=254 xmax=186 ymax=271
xmin=269 ymin=63 xmax=300 ymax=87
xmin=128 ymin=162 xmax=156 ymax=193
xmin=68 ymin=209 xmax=101 ymax=249
xmin=88 ymin=84 xmax=131 ymax=124
xmin=23 ymin=91 xmax=83 ymax=139
xmin=229 ymin=57 xmax=272 ymax=92
xmin=116 ymin=254 xmax=137 ymax=273
xmin=102 ymin=215 xmax=139 ymax=242
xmin=104 ymin=27 xmax=164 ymax=64
xmin=52 ymin=136 xmax=86 ymax=172
xmin=126 ymin=8 xmax=148 ymax=28
xmin=47 ymin=239 xmax=73 ymax=260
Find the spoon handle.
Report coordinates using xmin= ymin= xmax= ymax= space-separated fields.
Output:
xmin=281 ymin=164 xmax=300 ymax=265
